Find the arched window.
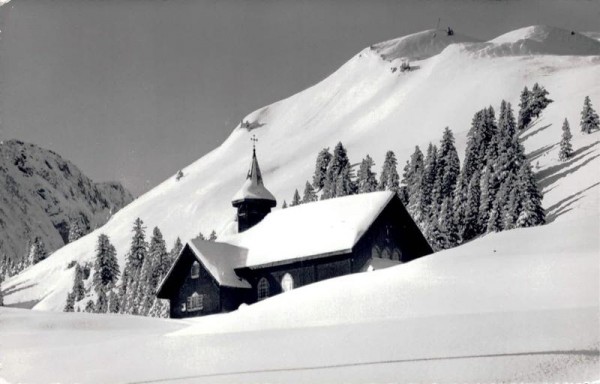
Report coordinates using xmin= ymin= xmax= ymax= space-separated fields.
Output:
xmin=392 ymin=248 xmax=402 ymax=261
xmin=381 ymin=247 xmax=391 ymax=260
xmin=257 ymin=278 xmax=270 ymax=301
xmin=371 ymin=246 xmax=381 ymax=259
xmin=281 ymin=273 xmax=294 ymax=292
xmin=187 ymin=292 xmax=203 ymax=311
xmin=191 ymin=261 xmax=200 ymax=279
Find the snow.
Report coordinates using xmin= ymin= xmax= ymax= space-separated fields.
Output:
xmin=186 ymin=239 xmax=250 ymax=288
xmin=2 ymin=24 xmax=599 ymax=323
xmin=231 ymin=149 xmax=276 ymax=204
xmin=221 ymin=191 xmax=393 ymax=268
xmin=0 ymin=214 xmax=597 ymax=383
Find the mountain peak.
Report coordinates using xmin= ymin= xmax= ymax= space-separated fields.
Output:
xmin=371 ymin=28 xmax=480 ymax=62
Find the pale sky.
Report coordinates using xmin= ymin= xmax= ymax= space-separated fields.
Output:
xmin=1 ymin=0 xmax=598 ymax=196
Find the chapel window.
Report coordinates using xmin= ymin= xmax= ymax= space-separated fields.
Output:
xmin=371 ymin=246 xmax=381 ymax=259
xmin=281 ymin=273 xmax=294 ymax=292
xmin=191 ymin=261 xmax=200 ymax=279
xmin=187 ymin=292 xmax=204 ymax=311
xmin=257 ymin=277 xmax=270 ymax=301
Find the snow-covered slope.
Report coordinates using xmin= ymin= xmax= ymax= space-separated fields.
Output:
xmin=3 ymin=25 xmax=600 ymax=312
xmin=1 ymin=214 xmax=597 ymax=383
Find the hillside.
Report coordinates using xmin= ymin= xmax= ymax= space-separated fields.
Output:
xmin=2 ymin=25 xmax=599 ymax=313
xmin=0 ymin=140 xmax=133 ymax=267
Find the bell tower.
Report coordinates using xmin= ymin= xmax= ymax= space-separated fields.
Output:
xmin=231 ymin=136 xmax=276 ymax=233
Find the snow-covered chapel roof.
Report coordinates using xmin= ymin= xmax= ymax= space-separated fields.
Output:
xmin=222 ymin=191 xmax=395 ymax=269
xmin=231 ymin=148 xmax=276 ymax=205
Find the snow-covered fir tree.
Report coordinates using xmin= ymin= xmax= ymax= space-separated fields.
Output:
xmin=93 ymin=234 xmax=120 ymax=294
xmin=290 ymin=189 xmax=301 ymax=206
xmin=432 ymin=127 xmax=460 ymax=208
xmin=529 ymin=83 xmax=553 ymax=119
xmin=28 ymin=237 xmax=48 ymax=266
xmin=517 ymin=86 xmax=532 ymax=130
xmin=321 ymin=142 xmax=352 ymax=199
xmin=312 ymin=148 xmax=332 ymax=191
xmin=515 ymin=160 xmax=546 ymax=228
xmin=71 ymin=263 xmax=86 ymax=302
xmin=378 ymin=150 xmax=400 ymax=194
xmin=357 ymin=155 xmax=378 ymax=194
xmin=175 ymin=170 xmax=184 ymax=181
xmin=405 ymin=146 xmax=425 ymax=223
xmin=282 ymin=200 xmax=288 ymax=209
xmin=138 ymin=227 xmax=169 ymax=317
xmin=68 ymin=221 xmax=86 ymax=243
xmin=84 ymin=300 xmax=95 ymax=312
xmin=580 ymin=96 xmax=599 ymax=134
xmin=460 ymin=170 xmax=481 ymax=242
xmin=170 ymin=237 xmax=183 ymax=263
xmin=208 ymin=230 xmax=217 ymax=242
xmin=302 ymin=181 xmax=318 ymax=203
xmin=421 ymin=143 xmax=438 ymax=218
xmin=559 ymin=118 xmax=573 ymax=161
xmin=63 ymin=292 xmax=74 ymax=312
xmin=119 ymin=218 xmax=148 ymax=315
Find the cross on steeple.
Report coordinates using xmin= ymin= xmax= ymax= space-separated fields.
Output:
xmin=251 ymin=135 xmax=258 ymax=150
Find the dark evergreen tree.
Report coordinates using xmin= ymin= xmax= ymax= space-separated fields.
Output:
xmin=460 ymin=170 xmax=481 ymax=242
xmin=302 ymin=181 xmax=318 ymax=203
xmin=175 ymin=170 xmax=184 ymax=181
xmin=95 ymin=289 xmax=108 ymax=314
xmin=138 ymin=227 xmax=169 ymax=316
xmin=357 ymin=155 xmax=378 ymax=194
xmin=108 ymin=291 xmax=120 ymax=314
xmin=171 ymin=237 xmax=183 ymax=260
xmin=438 ymin=196 xmax=459 ymax=249
xmin=322 ymin=142 xmax=351 ymax=199
xmin=119 ymin=218 xmax=148 ymax=314
xmin=486 ymin=199 xmax=503 ymax=233
xmin=515 ymin=160 xmax=546 ymax=228
xmin=398 ymin=161 xmax=411 ymax=205
xmin=84 ymin=300 xmax=95 ymax=312
xmin=478 ymin=165 xmax=494 ymax=230
xmin=433 ymin=127 xmax=460 ymax=207
xmin=406 ymin=147 xmax=425 ymax=223
xmin=559 ymin=118 xmax=573 ymax=161
xmin=63 ymin=292 xmax=74 ymax=312
xmin=29 ymin=237 xmax=48 ymax=265
xmin=282 ymin=200 xmax=288 ymax=209
xmin=72 ymin=263 xmax=85 ymax=302
xmin=517 ymin=86 xmax=532 ymax=130
xmin=290 ymin=189 xmax=301 ymax=206
xmin=580 ymin=96 xmax=599 ymax=134
xmin=529 ymin=83 xmax=553 ymax=119
xmin=379 ymin=150 xmax=400 ymax=194
xmin=312 ymin=148 xmax=332 ymax=191
xmin=208 ymin=231 xmax=217 ymax=242
xmin=421 ymin=143 xmax=438 ymax=217
xmin=68 ymin=221 xmax=86 ymax=243
xmin=93 ymin=234 xmax=120 ymax=294
xmin=197 ymin=232 xmax=206 ymax=241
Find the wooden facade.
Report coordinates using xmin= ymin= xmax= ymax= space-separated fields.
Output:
xmin=157 ymin=194 xmax=433 ymax=318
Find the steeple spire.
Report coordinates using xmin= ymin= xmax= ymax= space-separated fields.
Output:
xmin=232 ymin=136 xmax=277 ymax=233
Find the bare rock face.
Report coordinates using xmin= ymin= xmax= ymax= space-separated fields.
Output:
xmin=0 ymin=139 xmax=133 ymax=264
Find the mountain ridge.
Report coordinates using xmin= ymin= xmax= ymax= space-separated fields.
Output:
xmin=2 ymin=25 xmax=599 ymax=311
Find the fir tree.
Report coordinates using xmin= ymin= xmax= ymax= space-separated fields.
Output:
xmin=517 ymin=86 xmax=532 ymax=130
xmin=334 ymin=163 xmax=355 ymax=197
xmin=96 ymin=289 xmax=108 ymax=314
xmin=63 ymin=292 xmax=74 ymax=312
xmin=302 ymin=181 xmax=318 ymax=203
xmin=515 ymin=161 xmax=546 ymax=228
xmin=282 ymin=200 xmax=288 ymax=209
xmin=138 ymin=227 xmax=169 ymax=315
xmin=559 ymin=118 xmax=573 ymax=161
xmin=108 ymin=291 xmax=120 ymax=314
xmin=170 ymin=237 xmax=183 ymax=264
xmin=290 ymin=189 xmax=301 ymax=206
xmin=357 ymin=155 xmax=378 ymax=194
xmin=197 ymin=232 xmax=206 ymax=241
xmin=438 ymin=196 xmax=459 ymax=249
xmin=421 ymin=143 xmax=438 ymax=217
xmin=378 ymin=150 xmax=400 ymax=194
xmin=529 ymin=83 xmax=553 ymax=119
xmin=68 ymin=221 xmax=86 ymax=243
xmin=406 ymin=147 xmax=425 ymax=223
xmin=478 ymin=165 xmax=494 ymax=230
xmin=321 ymin=142 xmax=351 ymax=199
xmin=461 ymin=170 xmax=481 ymax=242
xmin=93 ymin=234 xmax=120 ymax=294
xmin=84 ymin=300 xmax=95 ymax=312
xmin=119 ymin=218 xmax=148 ymax=314
xmin=29 ymin=237 xmax=48 ymax=265
xmin=175 ymin=170 xmax=184 ymax=181
xmin=486 ymin=199 xmax=503 ymax=233
xmin=433 ymin=127 xmax=460 ymax=206
xmin=208 ymin=231 xmax=217 ymax=242
xmin=312 ymin=148 xmax=332 ymax=191
xmin=580 ymin=96 xmax=599 ymax=134
xmin=72 ymin=263 xmax=85 ymax=301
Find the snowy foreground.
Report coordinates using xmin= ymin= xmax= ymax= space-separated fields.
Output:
xmin=1 ymin=214 xmax=598 ymax=383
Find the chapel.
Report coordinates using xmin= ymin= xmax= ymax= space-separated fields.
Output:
xmin=156 ymin=146 xmax=433 ymax=318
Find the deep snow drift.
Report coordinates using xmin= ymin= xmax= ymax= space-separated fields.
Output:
xmin=2 ymin=25 xmax=600 ymax=320
xmin=1 ymin=213 xmax=597 ymax=383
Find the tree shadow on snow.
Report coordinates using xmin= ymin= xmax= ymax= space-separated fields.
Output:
xmin=520 ymin=123 xmax=552 ymax=142
xmin=528 ymin=143 xmax=558 ymax=163
xmin=545 ymin=182 xmax=600 ymax=223
xmin=536 ymin=141 xmax=600 ymax=188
